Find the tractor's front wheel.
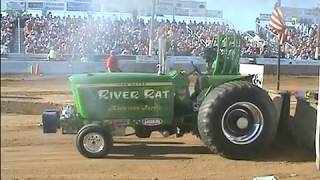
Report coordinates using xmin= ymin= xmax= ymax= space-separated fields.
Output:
xmin=198 ymin=81 xmax=277 ymax=159
xmin=76 ymin=124 xmax=113 ymax=158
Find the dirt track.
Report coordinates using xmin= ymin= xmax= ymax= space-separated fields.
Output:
xmin=1 ymin=75 xmax=319 ymax=180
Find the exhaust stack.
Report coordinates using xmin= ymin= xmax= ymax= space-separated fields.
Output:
xmin=158 ymin=35 xmax=166 ymax=75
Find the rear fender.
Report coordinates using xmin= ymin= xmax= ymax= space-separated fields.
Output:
xmin=77 ymin=123 xmax=112 ymax=135
xmin=77 ymin=123 xmax=102 ymax=134
xmin=194 ymin=75 xmax=251 ymax=109
xmin=206 ymin=75 xmax=253 ymax=96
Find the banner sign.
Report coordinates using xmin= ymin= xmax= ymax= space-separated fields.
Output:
xmin=239 ymin=64 xmax=264 ymax=88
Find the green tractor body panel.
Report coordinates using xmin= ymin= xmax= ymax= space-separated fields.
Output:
xmin=69 ymin=72 xmax=187 ymax=126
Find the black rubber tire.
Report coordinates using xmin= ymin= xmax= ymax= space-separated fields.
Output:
xmin=42 ymin=110 xmax=60 ymax=133
xmin=76 ymin=124 xmax=113 ymax=158
xmin=198 ymin=81 xmax=277 ymax=160
xmin=135 ymin=126 xmax=152 ymax=138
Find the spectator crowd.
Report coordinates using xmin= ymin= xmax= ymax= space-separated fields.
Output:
xmin=22 ymin=14 xmax=232 ymax=56
xmin=286 ymin=24 xmax=319 ymax=60
xmin=250 ymin=23 xmax=319 ymax=60
xmin=1 ymin=14 xmax=15 ymax=54
xmin=1 ymin=13 xmax=319 ymax=60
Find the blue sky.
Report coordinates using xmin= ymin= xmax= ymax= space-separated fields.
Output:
xmin=206 ymin=0 xmax=318 ymax=31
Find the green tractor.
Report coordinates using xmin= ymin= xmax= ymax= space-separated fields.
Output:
xmin=42 ymin=32 xmax=277 ymax=160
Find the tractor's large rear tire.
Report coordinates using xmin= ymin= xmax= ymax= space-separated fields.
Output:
xmin=198 ymin=81 xmax=277 ymax=160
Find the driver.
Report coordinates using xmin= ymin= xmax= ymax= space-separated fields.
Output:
xmin=105 ymin=51 xmax=121 ymax=72
xmin=203 ymin=46 xmax=217 ymax=74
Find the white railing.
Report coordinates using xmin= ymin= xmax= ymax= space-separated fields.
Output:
xmin=186 ymin=25 xmax=208 ymax=47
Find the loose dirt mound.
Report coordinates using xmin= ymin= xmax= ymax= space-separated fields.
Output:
xmin=1 ymin=75 xmax=72 ymax=114
xmin=1 ymin=100 xmax=61 ymax=115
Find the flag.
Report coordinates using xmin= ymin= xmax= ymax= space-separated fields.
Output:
xmin=280 ymin=28 xmax=289 ymax=45
xmin=269 ymin=6 xmax=287 ymax=45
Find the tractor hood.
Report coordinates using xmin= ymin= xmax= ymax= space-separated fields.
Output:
xmin=69 ymin=73 xmax=175 ymax=123
xmin=69 ymin=72 xmax=175 ymax=84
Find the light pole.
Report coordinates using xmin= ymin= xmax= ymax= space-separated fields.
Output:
xmin=316 ymin=2 xmax=320 ymax=60
xmin=316 ymin=20 xmax=319 ymax=60
xmin=17 ymin=13 xmax=21 ymax=53
xmin=172 ymin=0 xmax=176 ymax=22
xmin=277 ymin=0 xmax=281 ymax=7
xmin=148 ymin=0 xmax=156 ymax=56
xmin=14 ymin=8 xmax=24 ymax=54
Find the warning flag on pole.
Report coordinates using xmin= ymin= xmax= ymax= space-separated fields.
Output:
xmin=269 ymin=6 xmax=287 ymax=45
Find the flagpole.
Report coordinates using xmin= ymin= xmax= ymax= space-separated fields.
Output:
xmin=276 ymin=0 xmax=281 ymax=91
xmin=277 ymin=41 xmax=281 ymax=91
xmin=270 ymin=1 xmax=284 ymax=90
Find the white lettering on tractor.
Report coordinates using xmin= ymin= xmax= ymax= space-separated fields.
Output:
xmin=122 ymin=91 xmax=129 ymax=99
xmin=114 ymin=91 xmax=122 ymax=99
xmin=163 ymin=91 xmax=170 ymax=98
xmin=144 ymin=89 xmax=170 ymax=99
xmin=131 ymin=91 xmax=139 ymax=99
xmin=144 ymin=89 xmax=154 ymax=99
xmin=98 ymin=90 xmax=140 ymax=100
xmin=98 ymin=89 xmax=170 ymax=100
xmin=98 ymin=90 xmax=109 ymax=99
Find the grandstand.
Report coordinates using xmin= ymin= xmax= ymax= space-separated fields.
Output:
xmin=1 ymin=0 xmax=222 ymax=18
xmin=0 ymin=0 xmax=319 ymax=61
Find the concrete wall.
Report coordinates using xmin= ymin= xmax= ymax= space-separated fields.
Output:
xmin=1 ymin=60 xmax=204 ymax=75
xmin=264 ymin=64 xmax=320 ymax=76
xmin=1 ymin=61 xmax=35 ymax=74
xmin=1 ymin=59 xmax=320 ymax=75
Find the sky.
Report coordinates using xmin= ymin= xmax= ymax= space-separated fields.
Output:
xmin=205 ymin=0 xmax=319 ymax=31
